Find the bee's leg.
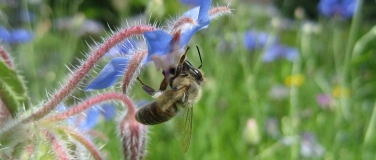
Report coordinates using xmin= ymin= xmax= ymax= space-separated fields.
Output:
xmin=137 ymin=77 xmax=157 ymax=96
xmin=174 ymin=46 xmax=190 ymax=76
xmin=159 ymin=71 xmax=169 ymax=91
xmin=173 ymin=84 xmax=190 ymax=91
xmin=179 ymin=46 xmax=190 ymax=65
xmin=159 ymin=85 xmax=190 ymax=111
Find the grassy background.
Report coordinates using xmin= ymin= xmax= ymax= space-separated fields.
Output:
xmin=3 ymin=0 xmax=376 ymax=159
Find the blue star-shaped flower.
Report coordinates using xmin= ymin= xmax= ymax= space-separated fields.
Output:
xmin=143 ymin=0 xmax=212 ymax=71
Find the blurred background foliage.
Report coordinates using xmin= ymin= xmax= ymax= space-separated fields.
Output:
xmin=2 ymin=0 xmax=376 ymax=159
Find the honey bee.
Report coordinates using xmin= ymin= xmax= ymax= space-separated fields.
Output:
xmin=135 ymin=46 xmax=204 ymax=152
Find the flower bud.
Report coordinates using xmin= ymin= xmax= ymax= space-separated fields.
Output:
xmin=120 ymin=113 xmax=148 ymax=160
xmin=243 ymin=118 xmax=260 ymax=145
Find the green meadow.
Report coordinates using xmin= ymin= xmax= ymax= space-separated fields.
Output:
xmin=2 ymin=0 xmax=376 ymax=159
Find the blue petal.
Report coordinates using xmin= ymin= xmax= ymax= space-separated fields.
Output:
xmin=179 ymin=0 xmax=212 ymax=47
xmin=85 ymin=57 xmax=129 ymax=90
xmin=100 ymin=103 xmax=116 ymax=120
xmin=0 ymin=26 xmax=11 ymax=43
xmin=263 ymin=45 xmax=299 ymax=62
xmin=318 ymin=0 xmax=355 ymax=19
xmin=182 ymin=6 xmax=200 ymax=19
xmin=284 ymin=47 xmax=299 ymax=61
xmin=56 ymin=103 xmax=78 ymax=126
xmin=144 ymin=30 xmax=173 ymax=60
xmin=179 ymin=27 xmax=200 ymax=47
xmin=197 ymin=0 xmax=211 ymax=27
xmin=10 ymin=29 xmax=33 ymax=44
xmin=56 ymin=103 xmax=68 ymax=112
xmin=80 ymin=106 xmax=100 ymax=131
xmin=106 ymin=40 xmax=136 ymax=57
xmin=243 ymin=31 xmax=276 ymax=51
xmin=180 ymin=0 xmax=202 ymax=6
xmin=263 ymin=45 xmax=281 ymax=62
xmin=318 ymin=0 xmax=336 ymax=17
xmin=342 ymin=0 xmax=356 ymax=19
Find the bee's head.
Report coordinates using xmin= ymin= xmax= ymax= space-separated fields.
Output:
xmin=184 ymin=61 xmax=203 ymax=82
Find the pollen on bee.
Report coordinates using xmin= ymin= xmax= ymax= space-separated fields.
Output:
xmin=152 ymin=91 xmax=164 ymax=98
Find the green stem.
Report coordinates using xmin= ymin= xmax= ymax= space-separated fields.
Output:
xmin=364 ymin=102 xmax=376 ymax=146
xmin=289 ymin=53 xmax=302 ymax=160
xmin=340 ymin=0 xmax=363 ymax=120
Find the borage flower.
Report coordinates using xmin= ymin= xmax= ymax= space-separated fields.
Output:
xmin=85 ymin=0 xmax=231 ymax=90
xmin=144 ymin=0 xmax=221 ymax=72
xmin=85 ymin=39 xmax=137 ymax=90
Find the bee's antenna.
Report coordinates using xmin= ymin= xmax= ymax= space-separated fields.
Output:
xmin=196 ymin=46 xmax=202 ymax=69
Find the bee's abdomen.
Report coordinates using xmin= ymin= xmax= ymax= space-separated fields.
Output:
xmin=135 ymin=102 xmax=178 ymax=125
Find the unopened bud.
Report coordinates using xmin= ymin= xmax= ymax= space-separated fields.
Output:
xmin=120 ymin=113 xmax=148 ymax=160
xmin=243 ymin=118 xmax=260 ymax=145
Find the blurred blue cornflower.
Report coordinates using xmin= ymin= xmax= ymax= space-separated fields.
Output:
xmin=243 ymin=30 xmax=298 ymax=62
xmin=56 ymin=18 xmax=105 ymax=36
xmin=85 ymin=0 xmax=214 ymax=90
xmin=243 ymin=30 xmax=278 ymax=51
xmin=58 ymin=103 xmax=116 ymax=131
xmin=318 ymin=0 xmax=356 ymax=19
xmin=263 ymin=44 xmax=298 ymax=62
xmin=0 ymin=26 xmax=33 ymax=44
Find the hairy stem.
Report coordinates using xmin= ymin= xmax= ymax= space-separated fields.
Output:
xmin=63 ymin=127 xmax=103 ymax=160
xmin=122 ymin=50 xmax=148 ymax=94
xmin=0 ymin=45 xmax=13 ymax=68
xmin=43 ymin=130 xmax=71 ymax=160
xmin=44 ymin=92 xmax=135 ymax=122
xmin=0 ymin=99 xmax=10 ymax=126
xmin=119 ymin=105 xmax=147 ymax=160
xmin=209 ymin=7 xmax=232 ymax=19
xmin=23 ymin=25 xmax=155 ymax=122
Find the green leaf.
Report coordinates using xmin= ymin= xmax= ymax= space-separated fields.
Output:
xmin=0 ymin=60 xmax=29 ymax=116
xmin=353 ymin=26 xmax=376 ymax=57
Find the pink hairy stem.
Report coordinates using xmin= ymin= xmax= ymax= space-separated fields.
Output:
xmin=23 ymin=25 xmax=155 ymax=122
xmin=44 ymin=92 xmax=135 ymax=122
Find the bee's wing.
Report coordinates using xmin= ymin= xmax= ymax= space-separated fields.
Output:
xmin=176 ymin=106 xmax=193 ymax=153
xmin=156 ymin=86 xmax=188 ymax=111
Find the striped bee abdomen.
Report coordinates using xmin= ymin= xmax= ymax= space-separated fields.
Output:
xmin=135 ymin=102 xmax=178 ymax=125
